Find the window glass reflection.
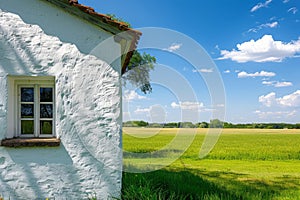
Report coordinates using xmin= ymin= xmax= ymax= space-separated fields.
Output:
xmin=40 ymin=104 xmax=53 ymax=118
xmin=21 ymin=88 xmax=34 ymax=102
xmin=40 ymin=88 xmax=53 ymax=102
xmin=21 ymin=104 xmax=34 ymax=118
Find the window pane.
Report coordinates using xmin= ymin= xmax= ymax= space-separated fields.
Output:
xmin=21 ymin=88 xmax=34 ymax=102
xmin=40 ymin=121 xmax=52 ymax=135
xmin=40 ymin=104 xmax=53 ymax=118
xmin=21 ymin=104 xmax=34 ymax=118
xmin=21 ymin=120 xmax=34 ymax=135
xmin=40 ymin=88 xmax=53 ymax=102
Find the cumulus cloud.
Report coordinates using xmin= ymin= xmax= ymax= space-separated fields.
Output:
xmin=171 ymin=101 xmax=204 ymax=110
xmin=251 ymin=0 xmax=272 ymax=12
xmin=278 ymin=90 xmax=300 ymax=107
xmin=288 ymin=7 xmax=298 ymax=14
xmin=283 ymin=0 xmax=290 ymax=3
xmin=192 ymin=68 xmax=214 ymax=73
xmin=259 ymin=92 xmax=277 ymax=107
xmin=238 ymin=71 xmax=276 ymax=78
xmin=262 ymin=81 xmax=293 ymax=87
xmin=219 ymin=35 xmax=300 ymax=63
xmin=259 ymin=90 xmax=300 ymax=107
xmin=123 ymin=90 xmax=146 ymax=101
xmin=224 ymin=70 xmax=231 ymax=74
xmin=164 ymin=43 xmax=182 ymax=52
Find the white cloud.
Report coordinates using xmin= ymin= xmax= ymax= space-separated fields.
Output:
xmin=277 ymin=90 xmax=300 ymax=107
xmin=192 ymin=68 xmax=214 ymax=73
xmin=238 ymin=71 xmax=276 ymax=78
xmin=259 ymin=90 xmax=300 ymax=107
xmin=171 ymin=101 xmax=204 ymax=110
xmin=248 ymin=21 xmax=278 ymax=33
xmin=262 ymin=81 xmax=293 ymax=87
xmin=283 ymin=0 xmax=290 ymax=3
xmin=219 ymin=35 xmax=300 ymax=63
xmin=259 ymin=92 xmax=277 ymax=107
xmin=123 ymin=90 xmax=146 ymax=101
xmin=134 ymin=107 xmax=150 ymax=114
xmin=267 ymin=21 xmax=279 ymax=28
xmin=288 ymin=7 xmax=298 ymax=14
xmin=224 ymin=70 xmax=231 ymax=73
xmin=254 ymin=110 xmax=296 ymax=119
xmin=251 ymin=0 xmax=272 ymax=12
xmin=262 ymin=81 xmax=273 ymax=86
xmin=164 ymin=43 xmax=182 ymax=52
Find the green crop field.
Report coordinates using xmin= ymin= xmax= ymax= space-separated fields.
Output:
xmin=122 ymin=128 xmax=300 ymax=200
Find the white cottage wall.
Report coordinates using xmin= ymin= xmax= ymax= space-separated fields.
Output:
xmin=0 ymin=0 xmax=121 ymax=71
xmin=0 ymin=1 xmax=123 ymax=199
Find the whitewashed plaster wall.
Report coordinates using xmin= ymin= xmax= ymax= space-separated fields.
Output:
xmin=0 ymin=0 xmax=123 ymax=199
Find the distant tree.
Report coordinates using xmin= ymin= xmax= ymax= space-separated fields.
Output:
xmin=164 ymin=122 xmax=179 ymax=128
xmin=223 ymin=122 xmax=233 ymax=128
xmin=135 ymin=120 xmax=149 ymax=127
xmin=123 ymin=120 xmax=148 ymax=127
xmin=179 ymin=122 xmax=196 ymax=128
xmin=123 ymin=121 xmax=133 ymax=127
xmin=148 ymin=123 xmax=164 ymax=128
xmin=124 ymin=120 xmax=300 ymax=129
xmin=209 ymin=119 xmax=224 ymax=128
xmin=198 ymin=122 xmax=209 ymax=128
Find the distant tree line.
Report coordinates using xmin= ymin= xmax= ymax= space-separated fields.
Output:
xmin=123 ymin=119 xmax=300 ymax=129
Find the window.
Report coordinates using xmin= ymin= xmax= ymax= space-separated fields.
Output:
xmin=7 ymin=76 xmax=56 ymax=138
xmin=0 ymin=76 xmax=60 ymax=147
xmin=18 ymin=84 xmax=55 ymax=137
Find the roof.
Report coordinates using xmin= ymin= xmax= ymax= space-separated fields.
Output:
xmin=44 ymin=0 xmax=142 ymax=74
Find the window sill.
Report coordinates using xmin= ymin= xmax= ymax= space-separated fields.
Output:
xmin=0 ymin=138 xmax=60 ymax=147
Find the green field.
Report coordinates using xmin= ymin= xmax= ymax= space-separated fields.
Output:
xmin=122 ymin=128 xmax=300 ymax=200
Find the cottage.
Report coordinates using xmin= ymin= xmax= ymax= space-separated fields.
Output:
xmin=0 ymin=0 xmax=141 ymax=199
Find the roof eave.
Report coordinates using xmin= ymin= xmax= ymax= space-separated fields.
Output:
xmin=43 ymin=0 xmax=142 ymax=74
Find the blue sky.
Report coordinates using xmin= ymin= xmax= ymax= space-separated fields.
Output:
xmin=81 ymin=0 xmax=300 ymax=123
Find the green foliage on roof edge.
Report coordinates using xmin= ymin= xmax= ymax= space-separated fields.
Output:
xmin=107 ymin=13 xmax=156 ymax=94
xmin=106 ymin=14 xmax=132 ymax=28
xmin=123 ymin=50 xmax=156 ymax=94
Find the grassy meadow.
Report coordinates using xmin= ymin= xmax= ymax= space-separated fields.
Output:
xmin=122 ymin=128 xmax=300 ymax=200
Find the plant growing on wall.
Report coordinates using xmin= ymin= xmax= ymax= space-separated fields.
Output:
xmin=106 ymin=14 xmax=132 ymax=28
